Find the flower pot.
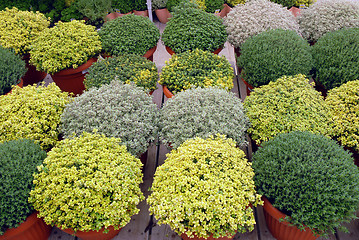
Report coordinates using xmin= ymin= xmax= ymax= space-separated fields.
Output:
xmin=214 ymin=4 xmax=232 ymax=18
xmin=143 ymin=46 xmax=157 ymax=61
xmin=0 ymin=212 xmax=52 ymax=240
xmin=289 ymin=7 xmax=301 ymax=17
xmin=51 ymin=58 xmax=97 ymax=95
xmin=105 ymin=11 xmax=132 ymax=21
xmin=262 ymin=196 xmax=318 ymax=240
xmin=133 ymin=10 xmax=149 ymax=17
xmin=155 ymin=8 xmax=172 ymax=23
xmin=181 ymin=233 xmax=234 ymax=240
xmin=165 ymin=46 xmax=223 ymax=55
xmin=22 ymin=54 xmax=47 ymax=86
xmin=61 ymin=226 xmax=122 ymax=240
xmin=240 ymin=77 xmax=253 ymax=96
xmin=163 ymin=85 xmax=174 ymax=98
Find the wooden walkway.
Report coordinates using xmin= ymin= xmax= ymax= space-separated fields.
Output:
xmin=48 ymin=19 xmax=359 ymax=240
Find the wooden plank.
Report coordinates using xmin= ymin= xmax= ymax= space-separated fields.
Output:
xmin=48 ymin=227 xmax=76 ymax=240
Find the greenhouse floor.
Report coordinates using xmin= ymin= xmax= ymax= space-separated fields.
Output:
xmin=46 ymin=19 xmax=359 ymax=240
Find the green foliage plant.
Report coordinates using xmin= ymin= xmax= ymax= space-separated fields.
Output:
xmin=294 ymin=0 xmax=314 ymax=7
xmin=30 ymin=20 xmax=102 ymax=74
xmin=326 ymin=80 xmax=359 ymax=152
xmin=203 ymin=0 xmax=224 ymax=13
xmin=0 ymin=46 xmax=26 ymax=95
xmin=224 ymin=0 xmax=299 ymax=48
xmin=0 ymin=139 xmax=46 ymax=235
xmin=243 ymin=74 xmax=333 ymax=145
xmin=252 ymin=131 xmax=359 ymax=237
xmin=60 ymin=3 xmax=83 ymax=22
xmin=238 ymin=29 xmax=312 ymax=88
xmin=162 ymin=1 xmax=227 ymax=53
xmin=0 ymin=83 xmax=71 ymax=150
xmin=60 ymin=81 xmax=159 ymax=156
xmin=99 ymin=14 xmax=160 ymax=56
xmin=112 ymin=0 xmax=134 ymax=13
xmin=0 ymin=7 xmax=50 ymax=55
xmin=29 ymin=132 xmax=144 ymax=232
xmin=298 ymin=0 xmax=359 ymax=43
xmin=225 ymin=0 xmax=245 ymax=8
xmin=0 ymin=0 xmax=36 ymax=11
xmin=74 ymin=0 xmax=111 ymax=24
xmin=84 ymin=55 xmax=158 ymax=92
xmin=166 ymin=0 xmax=185 ymax=11
xmin=159 ymin=49 xmax=234 ymax=94
xmin=311 ymin=28 xmax=359 ymax=90
xmin=269 ymin=0 xmax=295 ymax=8
xmin=159 ymin=87 xmax=249 ymax=149
xmin=152 ymin=0 xmax=168 ymax=10
xmin=147 ymin=135 xmax=263 ymax=239
xmin=134 ymin=0 xmax=148 ymax=10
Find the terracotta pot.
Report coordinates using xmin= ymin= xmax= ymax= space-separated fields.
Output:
xmin=22 ymin=54 xmax=47 ymax=86
xmin=181 ymin=233 xmax=234 ymax=240
xmin=61 ymin=225 xmax=122 ymax=240
xmin=155 ymin=8 xmax=172 ymax=23
xmin=165 ymin=46 xmax=223 ymax=55
xmin=214 ymin=4 xmax=232 ymax=18
xmin=0 ymin=212 xmax=52 ymax=240
xmin=104 ymin=11 xmax=132 ymax=21
xmin=4 ymin=79 xmax=23 ymax=95
xmin=262 ymin=197 xmax=319 ymax=240
xmin=163 ymin=85 xmax=174 ymax=98
xmin=51 ymin=58 xmax=97 ymax=95
xmin=133 ymin=10 xmax=149 ymax=17
xmin=143 ymin=46 xmax=157 ymax=61
xmin=289 ymin=7 xmax=301 ymax=17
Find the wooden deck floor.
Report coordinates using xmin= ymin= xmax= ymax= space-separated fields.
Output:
xmin=47 ymin=19 xmax=359 ymax=240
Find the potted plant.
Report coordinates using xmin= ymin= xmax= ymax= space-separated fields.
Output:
xmin=99 ymin=14 xmax=160 ymax=61
xmin=30 ymin=20 xmax=102 ymax=95
xmin=84 ymin=54 xmax=158 ymax=92
xmin=29 ymin=131 xmax=144 ymax=240
xmin=326 ymin=80 xmax=359 ymax=165
xmin=311 ymin=28 xmax=359 ymax=91
xmin=111 ymin=0 xmax=134 ymax=15
xmin=0 ymin=7 xmax=50 ymax=86
xmin=0 ymin=139 xmax=51 ymax=240
xmin=238 ymin=29 xmax=312 ymax=91
xmin=224 ymin=0 xmax=299 ymax=52
xmin=159 ymin=49 xmax=234 ymax=97
xmin=252 ymin=131 xmax=359 ymax=240
xmin=159 ymin=87 xmax=249 ymax=149
xmin=74 ymin=0 xmax=112 ymax=27
xmin=133 ymin=0 xmax=149 ymax=16
xmin=298 ymin=0 xmax=359 ymax=44
xmin=243 ymin=74 xmax=333 ymax=146
xmin=60 ymin=81 xmax=159 ymax=157
xmin=0 ymin=83 xmax=71 ymax=151
xmin=152 ymin=0 xmax=172 ymax=23
xmin=0 ymin=46 xmax=26 ymax=95
xmin=147 ymin=135 xmax=263 ymax=240
xmin=162 ymin=1 xmax=227 ymax=54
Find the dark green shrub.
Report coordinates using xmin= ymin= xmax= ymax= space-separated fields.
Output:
xmin=205 ymin=0 xmax=224 ymax=13
xmin=60 ymin=4 xmax=83 ymax=22
xmin=238 ymin=29 xmax=312 ymax=88
xmin=99 ymin=14 xmax=160 ymax=56
xmin=0 ymin=0 xmax=36 ymax=11
xmin=269 ymin=0 xmax=295 ymax=7
xmin=166 ymin=0 xmax=184 ymax=11
xmin=252 ymin=131 xmax=359 ymax=237
xmin=134 ymin=0 xmax=147 ymax=10
xmin=112 ymin=0 xmax=133 ymax=13
xmin=84 ymin=55 xmax=158 ymax=91
xmin=312 ymin=28 xmax=359 ymax=90
xmin=74 ymin=0 xmax=111 ymax=25
xmin=0 ymin=46 xmax=26 ymax=95
xmin=0 ymin=139 xmax=46 ymax=235
xmin=162 ymin=1 xmax=227 ymax=53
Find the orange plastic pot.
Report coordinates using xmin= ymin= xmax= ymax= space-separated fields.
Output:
xmin=214 ymin=4 xmax=232 ymax=18
xmin=51 ymin=58 xmax=97 ymax=95
xmin=165 ymin=46 xmax=223 ymax=55
xmin=155 ymin=8 xmax=172 ymax=23
xmin=240 ymin=77 xmax=254 ymax=96
xmin=262 ymin=197 xmax=319 ymax=240
xmin=22 ymin=54 xmax=47 ymax=86
xmin=289 ymin=7 xmax=301 ymax=17
xmin=0 ymin=212 xmax=52 ymax=240
xmin=104 ymin=11 xmax=132 ymax=21
xmin=61 ymin=226 xmax=122 ymax=240
xmin=181 ymin=233 xmax=234 ymax=240
xmin=162 ymin=85 xmax=174 ymax=98
xmin=133 ymin=10 xmax=149 ymax=17
xmin=143 ymin=46 xmax=157 ymax=61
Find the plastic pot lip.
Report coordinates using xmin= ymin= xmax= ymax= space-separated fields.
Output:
xmin=1 ymin=211 xmax=41 ymax=238
xmin=52 ymin=58 xmax=97 ymax=76
xmin=262 ymin=196 xmax=287 ymax=221
xmin=162 ymin=85 xmax=174 ymax=98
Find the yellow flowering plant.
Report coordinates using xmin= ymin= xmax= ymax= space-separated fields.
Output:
xmin=29 ymin=132 xmax=144 ymax=233
xmin=326 ymin=80 xmax=359 ymax=152
xmin=147 ymin=135 xmax=263 ymax=239
xmin=30 ymin=20 xmax=102 ymax=74
xmin=0 ymin=83 xmax=71 ymax=150
xmin=0 ymin=7 xmax=50 ymax=56
xmin=159 ymin=49 xmax=234 ymax=94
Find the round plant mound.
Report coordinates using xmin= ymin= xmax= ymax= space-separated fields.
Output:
xmin=159 ymin=87 xmax=249 ymax=149
xmin=312 ymin=28 xmax=359 ymax=90
xmin=239 ymin=29 xmax=312 ymax=88
xmin=0 ymin=46 xmax=26 ymax=95
xmin=148 ymin=135 xmax=263 ymax=239
xmin=0 ymin=139 xmax=46 ymax=235
xmin=159 ymin=49 xmax=234 ymax=94
xmin=298 ymin=0 xmax=359 ymax=43
xmin=112 ymin=0 xmax=134 ymax=13
xmin=224 ymin=0 xmax=299 ymax=48
xmin=60 ymin=81 xmax=159 ymax=156
xmin=0 ymin=7 xmax=50 ymax=55
xmin=152 ymin=0 xmax=168 ymax=9
xmin=84 ymin=55 xmax=158 ymax=92
xmin=30 ymin=20 xmax=102 ymax=74
xmin=252 ymin=131 xmax=359 ymax=236
xmin=326 ymin=80 xmax=359 ymax=152
xmin=99 ymin=14 xmax=160 ymax=56
xmin=29 ymin=132 xmax=144 ymax=232
xmin=162 ymin=2 xmax=227 ymax=53
xmin=0 ymin=83 xmax=71 ymax=150
xmin=243 ymin=74 xmax=333 ymax=145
